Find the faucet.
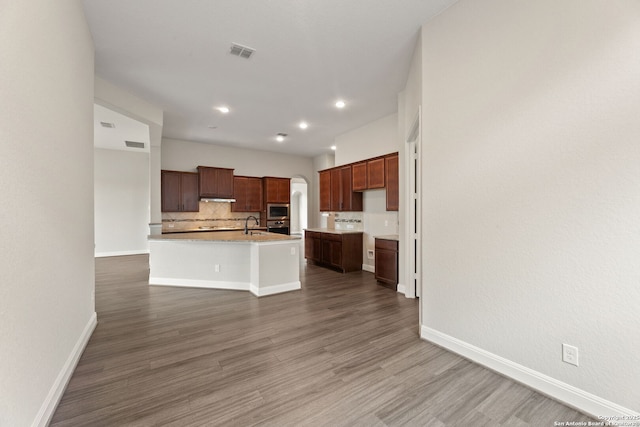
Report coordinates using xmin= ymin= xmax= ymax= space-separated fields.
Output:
xmin=244 ymin=215 xmax=259 ymax=234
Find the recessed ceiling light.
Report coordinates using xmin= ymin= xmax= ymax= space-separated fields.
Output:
xmin=331 ymin=145 xmax=337 ymax=151
xmin=217 ymin=106 xmax=230 ymax=114
xmin=276 ymin=132 xmax=288 ymax=142
xmin=335 ymin=100 xmax=346 ymax=109
xmin=299 ymin=121 xmax=308 ymax=130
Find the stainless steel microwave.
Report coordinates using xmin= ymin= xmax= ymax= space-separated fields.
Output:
xmin=267 ymin=203 xmax=289 ymax=220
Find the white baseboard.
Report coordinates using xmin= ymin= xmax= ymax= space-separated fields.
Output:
xmin=149 ymin=277 xmax=249 ymax=291
xmin=397 ymin=283 xmax=406 ymax=295
xmin=420 ymin=326 xmax=638 ymax=419
xmin=95 ymin=249 xmax=149 ymax=258
xmin=32 ymin=312 xmax=97 ymax=427
xmin=362 ymin=264 xmax=375 ymax=273
xmin=250 ymin=281 xmax=301 ymax=297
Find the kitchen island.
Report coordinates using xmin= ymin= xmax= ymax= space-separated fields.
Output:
xmin=148 ymin=231 xmax=301 ymax=297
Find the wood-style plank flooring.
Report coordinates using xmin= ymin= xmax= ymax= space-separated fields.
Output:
xmin=51 ymin=254 xmax=592 ymax=426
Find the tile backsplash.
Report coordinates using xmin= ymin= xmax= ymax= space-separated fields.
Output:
xmin=162 ymin=202 xmax=259 ymax=232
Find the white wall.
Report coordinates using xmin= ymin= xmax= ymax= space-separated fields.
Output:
xmin=0 ymin=2 xmax=96 ymax=426
xmin=361 ymin=191 xmax=399 ymax=270
xmin=94 ymin=148 xmax=150 ymax=256
xmin=420 ymin=0 xmax=640 ymax=415
xmin=334 ymin=113 xmax=399 ymax=166
xmin=162 ymin=138 xmax=314 ymax=180
xmin=94 ymin=77 xmax=164 ymax=229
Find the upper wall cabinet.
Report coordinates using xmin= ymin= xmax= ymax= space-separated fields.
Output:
xmin=319 ymin=170 xmax=332 ymax=211
xmin=231 ymin=176 xmax=262 ymax=212
xmin=263 ymin=177 xmax=290 ymax=204
xmin=320 ymin=152 xmax=398 ymax=212
xmin=353 ymin=157 xmax=385 ymax=191
xmin=319 ymin=165 xmax=363 ymax=212
xmin=161 ymin=170 xmax=199 ymax=212
xmin=367 ymin=157 xmax=385 ymax=189
xmin=385 ymin=154 xmax=399 ymax=211
xmin=197 ymin=166 xmax=234 ymax=199
xmin=352 ymin=162 xmax=367 ymax=191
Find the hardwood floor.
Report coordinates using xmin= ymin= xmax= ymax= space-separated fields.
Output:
xmin=51 ymin=255 xmax=592 ymax=426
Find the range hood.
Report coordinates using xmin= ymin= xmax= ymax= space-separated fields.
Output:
xmin=201 ymin=197 xmax=236 ymax=203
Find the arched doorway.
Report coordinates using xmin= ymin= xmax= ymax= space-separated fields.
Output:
xmin=290 ymin=177 xmax=308 ymax=235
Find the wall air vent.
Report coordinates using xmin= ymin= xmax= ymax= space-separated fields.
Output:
xmin=125 ymin=140 xmax=145 ymax=149
xmin=229 ymin=43 xmax=255 ymax=59
xmin=100 ymin=121 xmax=115 ymax=128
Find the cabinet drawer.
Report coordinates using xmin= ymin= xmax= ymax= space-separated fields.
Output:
xmin=323 ymin=233 xmax=342 ymax=242
xmin=305 ymin=231 xmax=321 ymax=239
xmin=375 ymin=238 xmax=398 ymax=251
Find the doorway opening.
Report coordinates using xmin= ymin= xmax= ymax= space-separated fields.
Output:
xmin=290 ymin=177 xmax=308 ymax=235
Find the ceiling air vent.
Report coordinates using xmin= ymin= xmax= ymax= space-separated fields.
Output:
xmin=229 ymin=43 xmax=255 ymax=59
xmin=125 ymin=140 xmax=145 ymax=149
xmin=100 ymin=121 xmax=115 ymax=128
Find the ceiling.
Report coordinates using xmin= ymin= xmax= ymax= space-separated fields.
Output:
xmin=84 ymin=0 xmax=458 ymax=157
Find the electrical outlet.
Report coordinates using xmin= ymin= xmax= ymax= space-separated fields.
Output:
xmin=346 ymin=224 xmax=354 ymax=229
xmin=214 ymin=264 xmax=220 ymax=272
xmin=385 ymin=220 xmax=388 ymax=227
xmin=168 ymin=223 xmax=175 ymax=228
xmin=290 ymin=247 xmax=296 ymax=255
xmin=562 ymin=343 xmax=579 ymax=366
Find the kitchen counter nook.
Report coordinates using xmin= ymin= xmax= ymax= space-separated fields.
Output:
xmin=148 ymin=231 xmax=301 ymax=297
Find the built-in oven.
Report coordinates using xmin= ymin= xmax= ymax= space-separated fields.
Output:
xmin=267 ymin=220 xmax=290 ymax=235
xmin=267 ymin=203 xmax=289 ymax=221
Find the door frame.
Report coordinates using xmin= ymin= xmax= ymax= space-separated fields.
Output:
xmin=402 ymin=108 xmax=421 ymax=307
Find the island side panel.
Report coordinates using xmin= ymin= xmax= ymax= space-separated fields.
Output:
xmin=249 ymin=241 xmax=301 ymax=297
xmin=149 ymin=240 xmax=251 ymax=290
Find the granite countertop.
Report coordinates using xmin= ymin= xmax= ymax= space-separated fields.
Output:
xmin=374 ymin=234 xmax=399 ymax=241
xmin=149 ymin=230 xmax=300 ymax=243
xmin=162 ymin=226 xmax=268 ymax=234
xmin=304 ymin=228 xmax=364 ymax=235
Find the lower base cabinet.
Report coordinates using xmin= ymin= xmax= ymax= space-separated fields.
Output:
xmin=305 ymin=230 xmax=363 ymax=273
xmin=375 ymin=237 xmax=398 ymax=289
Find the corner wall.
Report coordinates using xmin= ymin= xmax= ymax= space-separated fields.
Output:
xmin=420 ymin=0 xmax=640 ymax=414
xmin=0 ymin=1 xmax=96 ymax=425
xmin=94 ymin=148 xmax=150 ymax=256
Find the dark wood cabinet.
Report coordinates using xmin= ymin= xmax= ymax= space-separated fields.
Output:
xmin=352 ymin=162 xmax=367 ymax=191
xmin=263 ymin=177 xmax=290 ymax=203
xmin=231 ymin=176 xmax=262 ymax=212
xmin=161 ymin=170 xmax=199 ymax=212
xmin=352 ymin=157 xmax=385 ymax=191
xmin=319 ymin=170 xmax=331 ymax=211
xmin=385 ymin=154 xmax=399 ymax=211
xmin=320 ymin=166 xmax=362 ymax=212
xmin=304 ymin=231 xmax=322 ymax=262
xmin=197 ymin=166 xmax=234 ymax=198
xmin=304 ymin=230 xmax=363 ymax=273
xmin=367 ymin=157 xmax=385 ymax=189
xmin=375 ymin=237 xmax=398 ymax=289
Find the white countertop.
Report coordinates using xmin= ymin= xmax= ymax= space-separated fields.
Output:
xmin=374 ymin=234 xmax=399 ymax=241
xmin=304 ymin=228 xmax=364 ymax=235
xmin=149 ymin=230 xmax=300 ymax=243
